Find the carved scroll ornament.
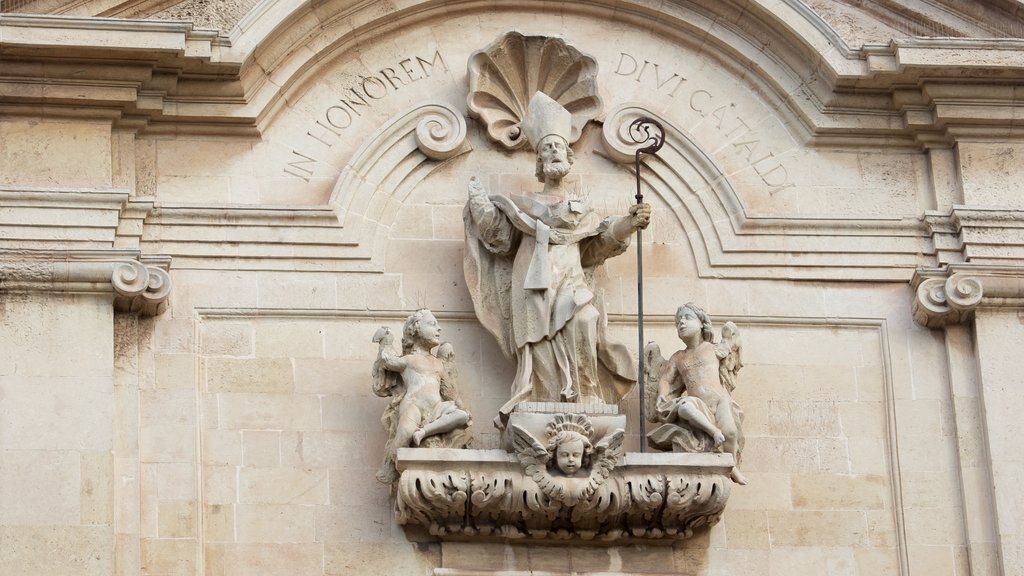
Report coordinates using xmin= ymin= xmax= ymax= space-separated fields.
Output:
xmin=912 ymin=266 xmax=1024 ymax=327
xmin=0 ymin=253 xmax=171 ymax=316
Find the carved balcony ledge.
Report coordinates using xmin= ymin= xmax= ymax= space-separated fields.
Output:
xmin=395 ymin=448 xmax=734 ymax=543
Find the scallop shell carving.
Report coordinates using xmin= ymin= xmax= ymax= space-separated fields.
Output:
xmin=467 ymin=32 xmax=602 ymax=150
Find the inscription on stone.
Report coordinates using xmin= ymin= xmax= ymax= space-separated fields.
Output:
xmin=283 ymin=50 xmax=449 ymax=181
xmin=615 ymin=52 xmax=794 ymax=191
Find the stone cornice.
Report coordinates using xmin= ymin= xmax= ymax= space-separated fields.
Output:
xmin=0 ymin=13 xmax=247 ymax=134
xmin=3 ymin=3 xmax=1024 ymax=141
xmin=925 ymin=206 xmax=1024 ymax=267
xmin=0 ymin=250 xmax=172 ymax=316
xmin=911 ymin=264 xmax=1024 ymax=327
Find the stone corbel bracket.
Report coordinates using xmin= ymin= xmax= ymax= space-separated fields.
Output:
xmin=912 ymin=265 xmax=1024 ymax=328
xmin=395 ymin=448 xmax=733 ymax=542
xmin=0 ymin=251 xmax=172 ymax=316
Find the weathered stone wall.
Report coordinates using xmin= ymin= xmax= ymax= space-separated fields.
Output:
xmin=1 ymin=294 xmax=116 ymax=574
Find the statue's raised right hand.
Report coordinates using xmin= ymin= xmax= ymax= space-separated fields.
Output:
xmin=468 ymin=176 xmax=486 ymax=198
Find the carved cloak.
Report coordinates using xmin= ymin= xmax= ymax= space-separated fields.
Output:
xmin=464 ymin=193 xmax=636 ymax=419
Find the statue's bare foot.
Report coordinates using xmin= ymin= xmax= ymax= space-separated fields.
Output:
xmin=730 ymin=468 xmax=748 ymax=485
xmin=711 ymin=430 xmax=726 ymax=447
xmin=412 ymin=429 xmax=426 ymax=446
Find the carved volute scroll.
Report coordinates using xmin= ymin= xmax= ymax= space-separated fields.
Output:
xmin=467 ymin=32 xmax=602 ymax=150
xmin=0 ymin=253 xmax=172 ymax=316
xmin=912 ymin=266 xmax=1024 ymax=328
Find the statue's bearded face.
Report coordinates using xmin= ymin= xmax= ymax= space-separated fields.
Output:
xmin=537 ymin=135 xmax=571 ymax=182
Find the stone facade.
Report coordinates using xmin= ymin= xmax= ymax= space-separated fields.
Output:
xmin=1 ymin=1 xmax=1023 ymax=575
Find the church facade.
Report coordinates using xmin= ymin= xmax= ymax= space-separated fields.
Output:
xmin=1 ymin=1 xmax=1022 ymax=574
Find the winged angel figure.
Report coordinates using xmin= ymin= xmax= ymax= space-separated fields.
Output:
xmin=510 ymin=413 xmax=624 ymax=507
xmin=644 ymin=303 xmax=747 ymax=484
xmin=372 ymin=309 xmax=472 ymax=484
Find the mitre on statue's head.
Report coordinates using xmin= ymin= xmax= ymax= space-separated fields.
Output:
xmin=522 ymin=91 xmax=572 ymax=151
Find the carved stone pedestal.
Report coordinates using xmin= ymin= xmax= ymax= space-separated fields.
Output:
xmin=394 ymin=447 xmax=734 ymax=542
xmin=501 ymin=401 xmax=623 ymax=450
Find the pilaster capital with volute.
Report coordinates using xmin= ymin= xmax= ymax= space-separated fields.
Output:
xmin=0 ymin=250 xmax=172 ymax=316
xmin=912 ymin=265 xmax=1024 ymax=328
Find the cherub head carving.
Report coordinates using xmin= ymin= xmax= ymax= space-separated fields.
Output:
xmin=545 ymin=414 xmax=594 ymax=477
xmin=510 ymin=412 xmax=624 ymax=506
xmin=402 ymin=308 xmax=442 ymax=353
xmin=675 ymin=302 xmax=714 ymax=343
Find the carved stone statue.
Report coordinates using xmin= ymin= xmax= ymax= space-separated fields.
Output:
xmin=392 ymin=36 xmax=740 ymax=542
xmin=372 ymin=309 xmax=472 ymax=483
xmin=645 ymin=303 xmax=747 ymax=484
xmin=510 ymin=413 xmax=624 ymax=507
xmin=463 ymin=92 xmax=652 ymax=422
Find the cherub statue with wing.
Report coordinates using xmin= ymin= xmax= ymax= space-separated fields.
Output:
xmin=510 ymin=413 xmax=624 ymax=507
xmin=372 ymin=309 xmax=473 ymax=484
xmin=644 ymin=303 xmax=747 ymax=484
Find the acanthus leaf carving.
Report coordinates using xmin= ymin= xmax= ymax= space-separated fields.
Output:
xmin=395 ymin=448 xmax=733 ymax=542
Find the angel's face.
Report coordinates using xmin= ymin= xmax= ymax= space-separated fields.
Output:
xmin=676 ymin=308 xmax=701 ymax=339
xmin=416 ymin=312 xmax=442 ymax=347
xmin=555 ymin=438 xmax=585 ymax=476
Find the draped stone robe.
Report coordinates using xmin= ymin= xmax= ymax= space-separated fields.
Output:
xmin=464 ymin=192 xmax=637 ymax=421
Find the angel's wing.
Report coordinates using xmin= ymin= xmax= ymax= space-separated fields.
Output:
xmin=371 ymin=327 xmax=401 ymax=398
xmin=714 ymin=321 xmax=743 ymax=393
xmin=510 ymin=424 xmax=551 ymax=472
xmin=436 ymin=343 xmax=473 ymax=425
xmin=643 ymin=341 xmax=668 ymax=421
xmin=590 ymin=428 xmax=625 ymax=480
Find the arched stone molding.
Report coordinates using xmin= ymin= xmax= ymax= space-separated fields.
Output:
xmin=327 ymin=101 xmax=471 ymax=266
xmin=239 ymin=0 xmax=1024 ymax=142
xmin=602 ymin=104 xmax=934 ymax=280
xmin=0 ymin=251 xmax=172 ymax=315
xmin=912 ymin=265 xmax=1024 ymax=328
xmin=245 ymin=0 xmax=839 ymax=140
xmin=6 ymin=3 xmax=1023 ymax=279
xmin=6 ymin=2 xmax=1024 ymax=141
xmin=143 ymin=102 xmax=469 ymax=272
